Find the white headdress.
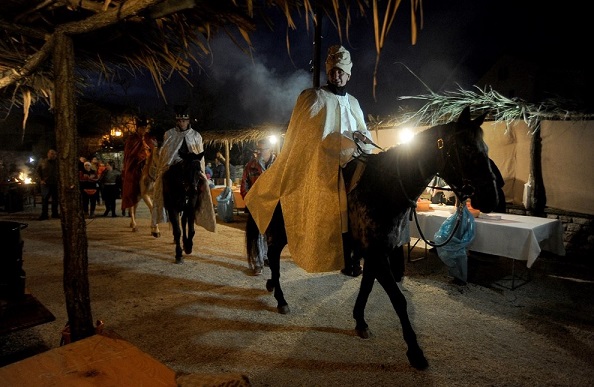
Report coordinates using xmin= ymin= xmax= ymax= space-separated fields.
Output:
xmin=325 ymin=45 xmax=353 ymax=75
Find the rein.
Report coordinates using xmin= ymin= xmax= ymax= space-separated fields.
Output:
xmin=352 ymin=131 xmax=384 ymax=152
xmin=411 ymin=200 xmax=465 ymax=248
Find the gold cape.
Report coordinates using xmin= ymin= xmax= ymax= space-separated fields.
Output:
xmin=245 ymin=86 xmax=371 ymax=272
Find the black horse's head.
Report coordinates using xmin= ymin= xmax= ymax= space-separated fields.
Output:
xmin=180 ymin=151 xmax=206 ymax=195
xmin=163 ymin=151 xmax=206 ymax=212
xmin=436 ymin=107 xmax=499 ymax=213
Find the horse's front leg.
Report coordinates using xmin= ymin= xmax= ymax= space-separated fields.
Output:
xmin=129 ymin=204 xmax=138 ymax=232
xmin=182 ymin=212 xmax=195 ymax=254
xmin=375 ymin=258 xmax=428 ymax=370
xmin=390 ymin=245 xmax=405 ymax=282
xmin=266 ymin=240 xmax=289 ymax=314
xmin=353 ymin=262 xmax=376 ymax=339
xmin=144 ymin=195 xmax=161 ymax=237
xmin=168 ymin=210 xmax=183 ymax=264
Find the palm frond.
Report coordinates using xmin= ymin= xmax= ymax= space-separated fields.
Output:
xmin=394 ymin=86 xmax=594 ymax=132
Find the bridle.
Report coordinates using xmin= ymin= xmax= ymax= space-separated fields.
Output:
xmin=413 ymin=129 xmax=483 ymax=247
xmin=352 ymin=128 xmax=478 ymax=248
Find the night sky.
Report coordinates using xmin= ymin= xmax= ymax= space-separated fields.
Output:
xmin=99 ymin=1 xmax=591 ymax=127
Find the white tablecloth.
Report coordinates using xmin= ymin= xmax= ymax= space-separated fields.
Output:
xmin=409 ymin=205 xmax=566 ymax=268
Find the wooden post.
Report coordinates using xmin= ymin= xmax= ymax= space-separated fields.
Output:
xmin=530 ymin=121 xmax=546 ymax=215
xmin=225 ymin=140 xmax=231 ymax=187
xmin=53 ymin=31 xmax=95 ymax=341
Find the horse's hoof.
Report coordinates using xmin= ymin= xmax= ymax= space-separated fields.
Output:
xmin=277 ymin=304 xmax=290 ymax=314
xmin=151 ymin=227 xmax=160 ymax=238
xmin=175 ymin=257 xmax=184 ymax=264
xmin=132 ymin=227 xmax=138 ymax=232
xmin=183 ymin=243 xmax=193 ymax=255
xmin=355 ymin=327 xmax=372 ymax=339
xmin=407 ymin=348 xmax=429 ymax=370
xmin=265 ymin=279 xmax=274 ymax=292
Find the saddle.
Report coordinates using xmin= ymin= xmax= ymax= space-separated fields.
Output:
xmin=342 ymin=155 xmax=367 ymax=194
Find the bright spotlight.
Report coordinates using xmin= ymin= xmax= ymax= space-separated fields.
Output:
xmin=398 ymin=128 xmax=415 ymax=144
xmin=268 ymin=135 xmax=278 ymax=145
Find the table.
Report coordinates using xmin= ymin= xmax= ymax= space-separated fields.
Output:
xmin=210 ymin=185 xmax=245 ymax=209
xmin=409 ymin=205 xmax=566 ymax=269
xmin=0 ymin=333 xmax=177 ymax=386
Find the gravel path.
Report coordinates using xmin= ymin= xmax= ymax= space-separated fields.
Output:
xmin=1 ymin=202 xmax=593 ymax=386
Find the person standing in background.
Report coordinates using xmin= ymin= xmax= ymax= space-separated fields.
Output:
xmin=101 ymin=160 xmax=121 ymax=217
xmin=212 ymin=154 xmax=226 ymax=185
xmin=95 ymin=158 xmax=107 ymax=206
xmin=205 ymin=162 xmax=213 ymax=180
xmin=240 ymin=139 xmax=277 ymax=275
xmin=78 ymin=156 xmax=87 ymax=172
xmin=79 ymin=161 xmax=100 ymax=218
xmin=37 ymin=149 xmax=59 ymax=220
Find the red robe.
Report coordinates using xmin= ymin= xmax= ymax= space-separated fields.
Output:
xmin=121 ymin=132 xmax=156 ymax=210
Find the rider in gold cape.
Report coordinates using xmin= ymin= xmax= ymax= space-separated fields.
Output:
xmin=245 ymin=45 xmax=374 ymax=273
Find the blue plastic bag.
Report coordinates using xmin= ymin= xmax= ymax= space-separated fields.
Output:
xmin=434 ymin=205 xmax=476 ymax=282
xmin=216 ymin=186 xmax=234 ymax=223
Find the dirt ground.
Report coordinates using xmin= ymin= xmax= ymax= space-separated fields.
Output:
xmin=1 ymin=201 xmax=594 ymax=386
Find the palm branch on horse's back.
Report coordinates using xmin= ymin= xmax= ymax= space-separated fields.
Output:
xmin=162 ymin=151 xmax=206 ymax=264
xmin=245 ymin=106 xmax=499 ymax=370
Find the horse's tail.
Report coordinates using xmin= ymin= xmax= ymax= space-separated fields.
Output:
xmin=245 ymin=211 xmax=260 ymax=265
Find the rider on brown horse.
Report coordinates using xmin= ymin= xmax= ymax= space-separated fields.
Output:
xmin=121 ymin=117 xmax=157 ymax=232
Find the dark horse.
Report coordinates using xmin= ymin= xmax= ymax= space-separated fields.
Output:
xmin=162 ymin=151 xmax=206 ymax=264
xmin=245 ymin=107 xmax=499 ymax=370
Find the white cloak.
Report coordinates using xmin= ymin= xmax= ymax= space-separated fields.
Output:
xmin=152 ymin=126 xmax=216 ymax=233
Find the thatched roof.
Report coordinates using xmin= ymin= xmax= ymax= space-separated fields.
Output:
xmin=1 ymin=0 xmax=423 ymax=115
xmin=201 ymin=123 xmax=287 ymax=147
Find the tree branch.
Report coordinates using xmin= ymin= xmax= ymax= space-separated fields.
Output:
xmin=0 ymin=0 xmax=167 ymax=90
xmin=0 ymin=35 xmax=55 ymax=89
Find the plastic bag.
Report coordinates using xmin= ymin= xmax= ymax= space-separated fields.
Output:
xmin=434 ymin=205 xmax=476 ymax=282
xmin=216 ymin=186 xmax=234 ymax=223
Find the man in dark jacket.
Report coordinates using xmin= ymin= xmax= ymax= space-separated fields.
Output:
xmin=37 ymin=149 xmax=59 ymax=220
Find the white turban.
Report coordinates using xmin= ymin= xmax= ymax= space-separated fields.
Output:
xmin=325 ymin=45 xmax=353 ymax=76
